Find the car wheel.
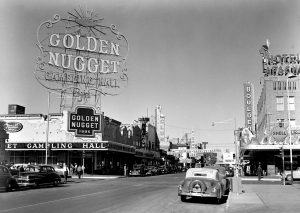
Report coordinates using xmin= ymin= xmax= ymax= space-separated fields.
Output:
xmin=286 ymin=175 xmax=292 ymax=181
xmin=53 ymin=180 xmax=59 ymax=186
xmin=32 ymin=181 xmax=39 ymax=189
xmin=6 ymin=182 xmax=12 ymax=192
xmin=216 ymin=189 xmax=224 ymax=204
xmin=181 ymin=195 xmax=187 ymax=202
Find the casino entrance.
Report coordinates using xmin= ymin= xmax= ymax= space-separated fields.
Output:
xmin=69 ymin=151 xmax=94 ymax=174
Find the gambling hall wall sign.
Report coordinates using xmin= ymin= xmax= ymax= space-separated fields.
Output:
xmin=68 ymin=106 xmax=101 ymax=137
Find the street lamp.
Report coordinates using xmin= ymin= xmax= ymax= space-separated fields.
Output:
xmin=286 ymin=73 xmax=297 ymax=185
xmin=212 ymin=118 xmax=238 ymax=176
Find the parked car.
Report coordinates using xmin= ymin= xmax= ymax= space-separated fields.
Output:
xmin=0 ymin=165 xmax=19 ymax=192
xmin=283 ymin=167 xmax=300 ymax=181
xmin=178 ymin=167 xmax=229 ymax=203
xmin=129 ymin=164 xmax=146 ymax=176
xmin=157 ymin=166 xmax=167 ymax=174
xmin=16 ymin=165 xmax=61 ymax=188
xmin=225 ymin=167 xmax=234 ymax=177
xmin=50 ymin=164 xmax=71 ymax=178
xmin=146 ymin=166 xmax=158 ymax=176
xmin=9 ymin=164 xmax=28 ymax=176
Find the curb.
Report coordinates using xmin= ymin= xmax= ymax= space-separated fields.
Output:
xmin=225 ymin=191 xmax=232 ymax=212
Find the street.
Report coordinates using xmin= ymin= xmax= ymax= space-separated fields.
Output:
xmin=0 ymin=173 xmax=228 ymax=213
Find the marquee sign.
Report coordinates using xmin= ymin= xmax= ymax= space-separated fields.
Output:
xmin=68 ymin=106 xmax=101 ymax=137
xmin=259 ymin=44 xmax=300 ymax=77
xmin=5 ymin=142 xmax=135 ymax=153
xmin=35 ymin=8 xmax=129 ymax=108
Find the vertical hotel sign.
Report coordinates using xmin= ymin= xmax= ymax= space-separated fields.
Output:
xmin=244 ymin=82 xmax=254 ymax=132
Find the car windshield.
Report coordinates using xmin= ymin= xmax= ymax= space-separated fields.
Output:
xmin=0 ymin=166 xmax=9 ymax=173
xmin=25 ymin=166 xmax=40 ymax=172
xmin=186 ymin=168 xmax=217 ymax=180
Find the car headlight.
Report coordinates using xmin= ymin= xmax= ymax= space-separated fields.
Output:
xmin=212 ymin=187 xmax=217 ymax=192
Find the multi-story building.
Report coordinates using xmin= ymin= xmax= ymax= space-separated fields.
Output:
xmin=242 ymin=45 xmax=300 ymax=176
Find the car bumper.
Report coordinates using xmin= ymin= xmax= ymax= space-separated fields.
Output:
xmin=17 ymin=182 xmax=35 ymax=187
xmin=179 ymin=191 xmax=218 ymax=198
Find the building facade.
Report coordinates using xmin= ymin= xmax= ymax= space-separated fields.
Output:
xmin=0 ymin=105 xmax=161 ymax=175
xmin=242 ymin=45 xmax=300 ymax=176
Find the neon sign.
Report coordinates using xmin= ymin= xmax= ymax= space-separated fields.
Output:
xmin=35 ymin=8 xmax=129 ymax=108
xmin=68 ymin=106 xmax=101 ymax=137
xmin=259 ymin=45 xmax=300 ymax=77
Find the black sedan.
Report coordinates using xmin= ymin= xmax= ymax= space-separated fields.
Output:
xmin=16 ymin=165 xmax=61 ymax=188
xmin=0 ymin=165 xmax=19 ymax=192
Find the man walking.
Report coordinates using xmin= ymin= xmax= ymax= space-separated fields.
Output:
xmin=124 ymin=164 xmax=127 ymax=177
xmin=77 ymin=165 xmax=83 ymax=179
xmin=257 ymin=163 xmax=263 ymax=181
xmin=63 ymin=163 xmax=69 ymax=183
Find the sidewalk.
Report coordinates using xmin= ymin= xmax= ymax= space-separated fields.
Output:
xmin=226 ymin=178 xmax=300 ymax=213
xmin=241 ymin=175 xmax=281 ymax=182
xmin=65 ymin=174 xmax=124 ymax=183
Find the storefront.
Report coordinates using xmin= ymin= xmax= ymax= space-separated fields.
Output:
xmin=0 ymin=108 xmax=160 ymax=175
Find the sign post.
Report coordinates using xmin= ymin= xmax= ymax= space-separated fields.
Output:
xmin=271 ymin=127 xmax=288 ymax=185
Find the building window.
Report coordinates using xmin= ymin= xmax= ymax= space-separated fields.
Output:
xmin=273 ymin=82 xmax=277 ymax=90
xmin=278 ymin=82 xmax=282 ymax=90
xmin=288 ymin=96 xmax=295 ymax=111
xmin=290 ymin=119 xmax=296 ymax=127
xmin=276 ymin=96 xmax=284 ymax=111
xmin=277 ymin=119 xmax=285 ymax=128
xmin=293 ymin=82 xmax=297 ymax=90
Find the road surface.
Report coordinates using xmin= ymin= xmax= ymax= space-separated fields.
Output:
xmin=0 ymin=173 xmax=228 ymax=213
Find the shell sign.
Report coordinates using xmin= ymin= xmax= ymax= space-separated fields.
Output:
xmin=271 ymin=127 xmax=288 ymax=142
xmin=35 ymin=8 xmax=129 ymax=101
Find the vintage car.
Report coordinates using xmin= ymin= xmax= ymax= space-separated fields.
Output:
xmin=50 ymin=164 xmax=71 ymax=178
xmin=284 ymin=167 xmax=300 ymax=181
xmin=129 ymin=164 xmax=147 ymax=176
xmin=0 ymin=165 xmax=19 ymax=192
xmin=146 ymin=166 xmax=158 ymax=176
xmin=16 ymin=165 xmax=61 ymax=188
xmin=178 ymin=167 xmax=229 ymax=203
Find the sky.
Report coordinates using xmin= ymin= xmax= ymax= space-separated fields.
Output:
xmin=1 ymin=0 xmax=300 ymax=151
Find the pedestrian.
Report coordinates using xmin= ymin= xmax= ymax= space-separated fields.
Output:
xmin=70 ymin=163 xmax=74 ymax=175
xmin=19 ymin=165 xmax=25 ymax=173
xmin=63 ymin=163 xmax=69 ymax=183
xmin=74 ymin=163 xmax=78 ymax=175
xmin=77 ymin=165 xmax=83 ymax=179
xmin=257 ymin=163 xmax=263 ymax=181
xmin=124 ymin=164 xmax=127 ymax=177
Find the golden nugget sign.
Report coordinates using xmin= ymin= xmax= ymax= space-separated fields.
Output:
xmin=35 ymin=8 xmax=129 ymax=96
xmin=68 ymin=106 xmax=101 ymax=137
xmin=259 ymin=44 xmax=300 ymax=77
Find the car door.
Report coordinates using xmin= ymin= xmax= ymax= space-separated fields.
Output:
xmin=46 ymin=166 xmax=56 ymax=182
xmin=39 ymin=166 xmax=49 ymax=184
